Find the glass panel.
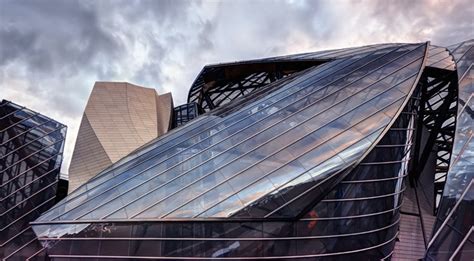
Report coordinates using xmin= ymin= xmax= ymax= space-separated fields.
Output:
xmin=199 ymin=195 xmax=245 ymax=217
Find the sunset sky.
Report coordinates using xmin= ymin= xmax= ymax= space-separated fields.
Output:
xmin=1 ymin=0 xmax=473 ymax=174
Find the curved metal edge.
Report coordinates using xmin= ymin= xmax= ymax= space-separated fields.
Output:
xmin=38 ymin=216 xmax=401 ymax=241
xmin=45 ymin=232 xmax=399 ymax=260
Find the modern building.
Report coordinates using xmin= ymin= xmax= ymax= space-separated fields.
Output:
xmin=0 ymin=100 xmax=67 ymax=260
xmin=68 ymin=82 xmax=173 ymax=192
xmin=31 ymin=40 xmax=473 ymax=260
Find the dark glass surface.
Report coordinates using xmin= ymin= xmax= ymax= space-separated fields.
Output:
xmin=0 ymin=100 xmax=67 ymax=260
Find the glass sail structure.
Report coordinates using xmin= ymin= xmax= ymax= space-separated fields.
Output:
xmin=425 ymin=39 xmax=474 ymax=260
xmin=29 ymin=40 xmax=473 ymax=260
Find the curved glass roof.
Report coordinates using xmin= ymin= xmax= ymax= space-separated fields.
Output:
xmin=35 ymin=42 xmax=428 ymax=227
xmin=426 ymin=45 xmax=456 ymax=71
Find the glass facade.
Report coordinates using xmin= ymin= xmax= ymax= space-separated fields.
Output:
xmin=28 ymin=40 xmax=473 ymax=260
xmin=0 ymin=100 xmax=67 ymax=260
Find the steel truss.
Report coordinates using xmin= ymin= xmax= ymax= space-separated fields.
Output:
xmin=201 ymin=70 xmax=285 ymax=112
xmin=410 ymin=66 xmax=458 ymax=215
xmin=189 ymin=61 xmax=324 ymax=113
xmin=173 ymin=102 xmax=199 ymax=128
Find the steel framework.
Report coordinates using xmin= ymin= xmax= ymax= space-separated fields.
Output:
xmin=188 ymin=61 xmax=325 ymax=113
xmin=410 ymin=67 xmax=458 ymax=215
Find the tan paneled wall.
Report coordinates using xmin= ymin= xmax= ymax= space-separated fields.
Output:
xmin=68 ymin=82 xmax=173 ymax=193
xmin=156 ymin=92 xmax=173 ymax=136
xmin=68 ymin=115 xmax=112 ymax=191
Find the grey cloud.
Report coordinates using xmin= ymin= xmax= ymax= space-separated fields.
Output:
xmin=0 ymin=0 xmax=201 ymax=173
xmin=198 ymin=20 xmax=215 ymax=51
xmin=131 ymin=43 xmax=168 ymax=89
xmin=109 ymin=0 xmax=190 ymax=24
xmin=1 ymin=0 xmax=472 ymax=175
xmin=369 ymin=0 xmax=474 ymax=45
xmin=0 ymin=27 xmax=37 ymax=66
xmin=1 ymin=0 xmax=120 ymax=74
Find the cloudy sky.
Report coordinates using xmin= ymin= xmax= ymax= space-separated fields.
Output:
xmin=1 ymin=0 xmax=473 ymax=174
